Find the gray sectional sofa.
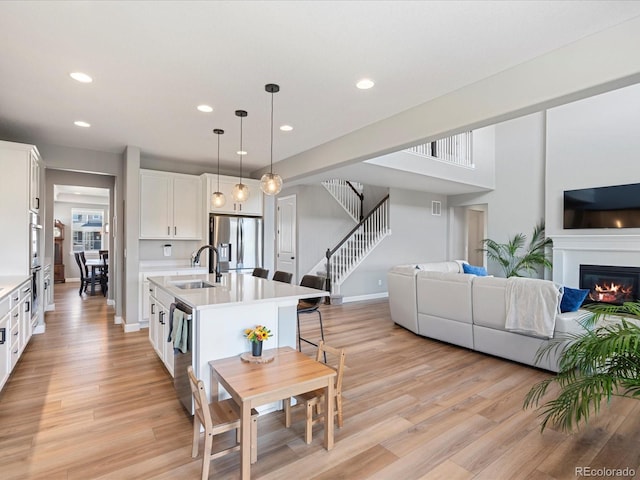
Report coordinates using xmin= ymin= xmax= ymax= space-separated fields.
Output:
xmin=388 ymin=261 xmax=589 ymax=372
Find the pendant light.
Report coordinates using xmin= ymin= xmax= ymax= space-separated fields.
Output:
xmin=211 ymin=128 xmax=226 ymax=208
xmin=232 ymin=110 xmax=250 ymax=202
xmin=260 ymin=83 xmax=283 ymax=195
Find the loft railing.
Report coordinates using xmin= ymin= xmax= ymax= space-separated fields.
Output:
xmin=321 ymin=179 xmax=364 ymax=222
xmin=325 ymin=194 xmax=390 ymax=295
xmin=405 ymin=131 xmax=474 ymax=168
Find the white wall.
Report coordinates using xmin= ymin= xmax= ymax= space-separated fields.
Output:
xmin=449 ymin=112 xmax=546 ymax=276
xmin=340 ymin=187 xmax=448 ymax=297
xmin=546 ymin=82 xmax=640 ymax=237
xmin=42 ymin=145 xmax=123 ymax=317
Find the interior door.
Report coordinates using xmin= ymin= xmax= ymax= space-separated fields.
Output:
xmin=276 ymin=195 xmax=297 ymax=283
xmin=467 ymin=208 xmax=486 ymax=266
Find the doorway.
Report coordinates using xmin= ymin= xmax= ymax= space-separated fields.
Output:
xmin=53 ymin=185 xmax=111 ymax=296
xmin=466 ymin=207 xmax=486 ymax=266
xmin=276 ymin=195 xmax=297 ymax=283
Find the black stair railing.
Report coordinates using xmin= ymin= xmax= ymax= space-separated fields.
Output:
xmin=325 ymin=194 xmax=389 ymax=295
xmin=345 ymin=180 xmax=364 ymax=221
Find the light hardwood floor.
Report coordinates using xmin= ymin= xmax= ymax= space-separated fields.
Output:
xmin=1 ymin=282 xmax=639 ymax=479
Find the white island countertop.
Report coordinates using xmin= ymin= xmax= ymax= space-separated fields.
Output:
xmin=148 ymin=272 xmax=327 ymax=311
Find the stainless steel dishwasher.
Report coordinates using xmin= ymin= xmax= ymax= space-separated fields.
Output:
xmin=171 ymin=301 xmax=194 ymax=413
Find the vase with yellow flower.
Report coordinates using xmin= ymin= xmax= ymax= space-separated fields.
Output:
xmin=244 ymin=325 xmax=272 ymax=357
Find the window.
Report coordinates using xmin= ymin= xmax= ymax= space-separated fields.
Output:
xmin=71 ymin=208 xmax=105 ymax=252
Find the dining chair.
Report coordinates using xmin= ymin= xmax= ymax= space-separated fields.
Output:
xmin=73 ymin=252 xmax=91 ymax=296
xmin=297 ymin=275 xmax=326 ymax=358
xmin=283 ymin=341 xmax=346 ymax=444
xmin=251 ymin=267 xmax=269 ymax=279
xmin=100 ymin=251 xmax=108 ymax=296
xmin=187 ymin=366 xmax=258 ymax=479
xmin=272 ymin=270 xmax=293 ymax=284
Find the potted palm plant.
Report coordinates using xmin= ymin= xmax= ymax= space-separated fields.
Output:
xmin=480 ymin=220 xmax=552 ymax=278
xmin=524 ymin=301 xmax=640 ymax=432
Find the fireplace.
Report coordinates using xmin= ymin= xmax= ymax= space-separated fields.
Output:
xmin=579 ymin=264 xmax=640 ymax=305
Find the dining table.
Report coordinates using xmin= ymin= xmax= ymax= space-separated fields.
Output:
xmin=84 ymin=258 xmax=104 ymax=295
xmin=209 ymin=346 xmax=336 ymax=479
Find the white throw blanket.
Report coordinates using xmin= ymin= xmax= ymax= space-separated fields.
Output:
xmin=505 ymin=278 xmax=562 ymax=339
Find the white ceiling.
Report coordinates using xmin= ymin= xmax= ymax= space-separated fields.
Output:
xmin=2 ymin=1 xmax=640 ymax=185
xmin=54 ymin=185 xmax=110 ymax=205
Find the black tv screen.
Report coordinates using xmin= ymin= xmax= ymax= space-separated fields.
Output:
xmin=564 ymin=183 xmax=640 ymax=229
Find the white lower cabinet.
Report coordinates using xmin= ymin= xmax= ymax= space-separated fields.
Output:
xmin=19 ymin=281 xmax=32 ymax=355
xmin=140 ymin=268 xmax=206 ymax=325
xmin=43 ymin=265 xmax=53 ymax=311
xmin=0 ymin=278 xmax=32 ymax=393
xmin=0 ymin=297 xmax=10 ymax=391
xmin=149 ymin=286 xmax=175 ymax=377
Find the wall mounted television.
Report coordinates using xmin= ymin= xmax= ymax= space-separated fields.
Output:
xmin=564 ymin=183 xmax=640 ymax=229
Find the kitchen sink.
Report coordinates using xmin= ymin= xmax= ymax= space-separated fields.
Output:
xmin=172 ymin=280 xmax=216 ymax=290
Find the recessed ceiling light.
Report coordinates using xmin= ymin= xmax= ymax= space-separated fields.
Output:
xmin=280 ymin=125 xmax=293 ymax=132
xmin=74 ymin=121 xmax=91 ymax=128
xmin=197 ymin=105 xmax=213 ymax=113
xmin=236 ymin=150 xmax=247 ymax=156
xmin=70 ymin=72 xmax=93 ymax=83
xmin=356 ymin=78 xmax=375 ymax=90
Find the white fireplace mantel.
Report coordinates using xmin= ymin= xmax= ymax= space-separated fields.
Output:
xmin=550 ymin=234 xmax=640 ymax=287
xmin=550 ymin=234 xmax=640 ymax=252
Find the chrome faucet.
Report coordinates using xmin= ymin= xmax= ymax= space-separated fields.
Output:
xmin=193 ymin=245 xmax=222 ymax=282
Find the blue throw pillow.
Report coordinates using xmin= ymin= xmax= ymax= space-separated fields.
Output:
xmin=560 ymin=286 xmax=589 ymax=313
xmin=462 ymin=263 xmax=488 ymax=276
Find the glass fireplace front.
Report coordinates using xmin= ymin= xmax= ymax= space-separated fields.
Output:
xmin=579 ymin=264 xmax=640 ymax=305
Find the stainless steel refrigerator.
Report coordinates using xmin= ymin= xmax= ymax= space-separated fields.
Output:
xmin=209 ymin=214 xmax=263 ymax=274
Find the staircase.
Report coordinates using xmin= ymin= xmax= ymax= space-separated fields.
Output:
xmin=310 ymin=186 xmax=390 ymax=297
xmin=321 ymin=179 xmax=364 ymax=222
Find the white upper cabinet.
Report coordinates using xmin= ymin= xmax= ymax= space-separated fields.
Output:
xmin=202 ymin=173 xmax=263 ymax=216
xmin=139 ymin=170 xmax=202 ymax=240
xmin=29 ymin=150 xmax=42 ymax=213
xmin=0 ymin=140 xmax=41 ymax=275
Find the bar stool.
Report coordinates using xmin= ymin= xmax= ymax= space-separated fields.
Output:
xmin=251 ymin=267 xmax=269 ymax=279
xmin=297 ymin=275 xmax=326 ymax=361
xmin=272 ymin=271 xmax=293 ymax=284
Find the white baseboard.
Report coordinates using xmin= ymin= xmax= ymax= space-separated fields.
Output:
xmin=341 ymin=292 xmax=389 ymax=304
xmin=123 ymin=321 xmax=140 ymax=333
xmin=107 ymin=299 xmax=115 ymax=306
xmin=66 ymin=277 xmax=80 ymax=283
xmin=33 ymin=324 xmax=46 ymax=334
xmin=114 ymin=315 xmax=123 ymax=325
xmin=45 ymin=303 xmax=55 ymax=312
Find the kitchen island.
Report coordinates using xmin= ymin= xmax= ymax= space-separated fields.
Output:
xmin=147 ymin=272 xmax=327 ymax=411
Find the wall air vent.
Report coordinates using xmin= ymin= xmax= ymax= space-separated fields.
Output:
xmin=431 ymin=200 xmax=442 ymax=216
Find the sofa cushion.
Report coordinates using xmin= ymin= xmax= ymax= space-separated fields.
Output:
xmin=416 ymin=271 xmax=474 ymax=324
xmin=472 ymin=276 xmax=508 ymax=329
xmin=462 ymin=263 xmax=488 ymax=276
xmin=555 ymin=310 xmax=591 ymax=335
xmin=560 ymin=286 xmax=589 ymax=313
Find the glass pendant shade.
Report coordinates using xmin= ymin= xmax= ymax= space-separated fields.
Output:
xmin=234 ymin=110 xmax=249 ymax=202
xmin=232 ymin=182 xmax=250 ymax=202
xmin=211 ymin=191 xmax=226 ymax=208
xmin=211 ymin=128 xmax=226 ymax=208
xmin=260 ymin=172 xmax=283 ymax=195
xmin=260 ymin=83 xmax=284 ymax=196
